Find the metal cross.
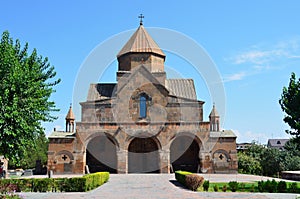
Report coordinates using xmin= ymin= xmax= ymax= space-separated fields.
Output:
xmin=138 ymin=14 xmax=144 ymax=25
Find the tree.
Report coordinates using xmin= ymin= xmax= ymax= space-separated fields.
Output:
xmin=279 ymin=72 xmax=300 ymax=137
xmin=9 ymin=132 xmax=49 ymax=169
xmin=0 ymin=31 xmax=60 ymax=165
xmin=237 ymin=152 xmax=262 ymax=175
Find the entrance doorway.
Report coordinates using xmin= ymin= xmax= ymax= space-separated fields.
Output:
xmin=86 ymin=134 xmax=117 ymax=173
xmin=128 ymin=137 xmax=160 ymax=173
xmin=170 ymin=135 xmax=200 ymax=173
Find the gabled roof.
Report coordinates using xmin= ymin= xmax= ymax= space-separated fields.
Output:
xmin=165 ymin=79 xmax=197 ymax=100
xmin=267 ymin=139 xmax=289 ymax=147
xmin=117 ymin=25 xmax=165 ymax=58
xmin=87 ymin=83 xmax=117 ymax=101
xmin=48 ymin=131 xmax=76 ymax=139
xmin=210 ymin=130 xmax=236 ymax=138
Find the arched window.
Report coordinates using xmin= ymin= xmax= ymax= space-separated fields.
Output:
xmin=139 ymin=95 xmax=147 ymax=118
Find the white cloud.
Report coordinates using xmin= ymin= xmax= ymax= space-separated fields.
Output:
xmin=224 ymin=38 xmax=300 ymax=83
xmin=223 ymin=72 xmax=247 ymax=82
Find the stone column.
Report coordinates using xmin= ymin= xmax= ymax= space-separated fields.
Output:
xmin=199 ymin=152 xmax=212 ymax=173
xmin=117 ymin=149 xmax=128 ymax=173
xmin=159 ymin=149 xmax=170 ymax=173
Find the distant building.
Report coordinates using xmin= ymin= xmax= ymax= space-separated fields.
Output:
xmin=267 ymin=139 xmax=289 ymax=150
xmin=236 ymin=143 xmax=252 ymax=152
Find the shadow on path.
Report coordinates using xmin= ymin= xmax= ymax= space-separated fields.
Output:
xmin=169 ymin=180 xmax=188 ymax=190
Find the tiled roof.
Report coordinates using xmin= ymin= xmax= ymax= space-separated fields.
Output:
xmin=210 ymin=130 xmax=237 ymax=138
xmin=48 ymin=131 xmax=76 ymax=138
xmin=165 ymin=79 xmax=197 ymax=100
xmin=117 ymin=25 xmax=165 ymax=58
xmin=267 ymin=139 xmax=289 ymax=147
xmin=87 ymin=83 xmax=117 ymax=101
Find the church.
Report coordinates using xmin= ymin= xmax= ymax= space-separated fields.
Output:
xmin=47 ymin=20 xmax=238 ymax=174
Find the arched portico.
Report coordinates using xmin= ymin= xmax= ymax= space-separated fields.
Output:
xmin=86 ymin=133 xmax=118 ymax=173
xmin=170 ymin=133 xmax=201 ymax=173
xmin=128 ymin=137 xmax=160 ymax=173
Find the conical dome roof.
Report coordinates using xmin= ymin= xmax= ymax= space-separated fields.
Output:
xmin=117 ymin=24 xmax=165 ymax=58
xmin=65 ymin=105 xmax=75 ymax=120
xmin=209 ymin=104 xmax=219 ymax=117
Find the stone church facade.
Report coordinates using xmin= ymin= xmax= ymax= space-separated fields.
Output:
xmin=47 ymin=22 xmax=238 ymax=174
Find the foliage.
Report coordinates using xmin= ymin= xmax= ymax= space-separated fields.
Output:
xmin=213 ymin=184 xmax=218 ymax=192
xmin=288 ymin=182 xmax=299 ymax=193
xmin=203 ymin=180 xmax=209 ymax=191
xmin=174 ymin=170 xmax=192 ymax=187
xmin=237 ymin=152 xmax=262 ymax=175
xmin=185 ymin=174 xmax=204 ymax=191
xmin=0 ymin=172 xmax=109 ymax=192
xmin=222 ymin=184 xmax=227 ymax=192
xmin=228 ymin=181 xmax=239 ymax=192
xmin=0 ymin=31 xmax=60 ymax=165
xmin=277 ymin=181 xmax=287 ymax=193
xmin=279 ymin=72 xmax=300 ymax=137
xmin=238 ymin=142 xmax=300 ymax=177
xmin=9 ymin=133 xmax=49 ymax=169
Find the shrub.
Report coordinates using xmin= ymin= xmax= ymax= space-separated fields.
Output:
xmin=185 ymin=174 xmax=204 ymax=191
xmin=174 ymin=170 xmax=192 ymax=186
xmin=258 ymin=181 xmax=263 ymax=192
xmin=0 ymin=172 xmax=109 ymax=193
xmin=228 ymin=181 xmax=239 ymax=192
xmin=250 ymin=184 xmax=255 ymax=192
xmin=222 ymin=184 xmax=227 ymax=192
xmin=32 ymin=178 xmax=53 ymax=192
xmin=203 ymin=180 xmax=209 ymax=191
xmin=289 ymin=182 xmax=298 ymax=193
xmin=263 ymin=180 xmax=274 ymax=193
xmin=277 ymin=181 xmax=287 ymax=193
xmin=213 ymin=184 xmax=219 ymax=192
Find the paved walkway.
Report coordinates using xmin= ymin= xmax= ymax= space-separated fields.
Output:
xmin=20 ymin=174 xmax=300 ymax=199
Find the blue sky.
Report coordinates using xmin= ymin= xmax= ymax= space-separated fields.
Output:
xmin=1 ymin=1 xmax=300 ymax=144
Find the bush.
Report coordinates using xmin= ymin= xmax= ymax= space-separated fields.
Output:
xmin=185 ymin=174 xmax=204 ymax=191
xmin=289 ymin=182 xmax=299 ymax=193
xmin=213 ymin=184 xmax=219 ymax=192
xmin=228 ymin=181 xmax=239 ymax=192
xmin=222 ymin=184 xmax=227 ymax=192
xmin=203 ymin=180 xmax=209 ymax=191
xmin=174 ymin=170 xmax=192 ymax=186
xmin=277 ymin=181 xmax=287 ymax=193
xmin=32 ymin=178 xmax=53 ymax=192
xmin=258 ymin=181 xmax=263 ymax=192
xmin=0 ymin=172 xmax=109 ymax=193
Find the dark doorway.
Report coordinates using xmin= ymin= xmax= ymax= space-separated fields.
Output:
xmin=170 ymin=136 xmax=200 ymax=173
xmin=86 ymin=135 xmax=117 ymax=173
xmin=128 ymin=137 xmax=160 ymax=173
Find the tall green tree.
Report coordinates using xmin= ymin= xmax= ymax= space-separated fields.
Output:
xmin=279 ymin=72 xmax=300 ymax=137
xmin=0 ymin=31 xmax=60 ymax=165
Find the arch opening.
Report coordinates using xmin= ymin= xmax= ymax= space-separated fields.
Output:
xmin=86 ymin=134 xmax=117 ymax=173
xmin=128 ymin=137 xmax=160 ymax=173
xmin=170 ymin=135 xmax=200 ymax=173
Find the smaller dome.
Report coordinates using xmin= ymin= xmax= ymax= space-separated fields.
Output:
xmin=209 ymin=104 xmax=219 ymax=117
xmin=65 ymin=105 xmax=75 ymax=120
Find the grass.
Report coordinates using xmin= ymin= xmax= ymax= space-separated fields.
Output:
xmin=197 ymin=181 xmax=300 ymax=193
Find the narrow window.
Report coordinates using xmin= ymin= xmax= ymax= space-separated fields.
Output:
xmin=139 ymin=95 xmax=147 ymax=118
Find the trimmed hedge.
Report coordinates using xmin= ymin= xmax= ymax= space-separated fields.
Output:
xmin=175 ymin=171 xmax=192 ymax=187
xmin=185 ymin=174 xmax=204 ymax=191
xmin=175 ymin=171 xmax=204 ymax=191
xmin=0 ymin=172 xmax=109 ymax=193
